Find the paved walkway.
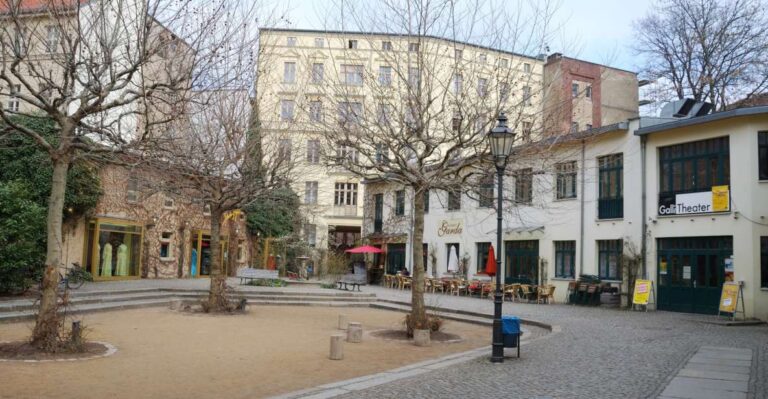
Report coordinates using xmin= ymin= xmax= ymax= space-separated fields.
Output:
xmin=659 ymin=346 xmax=752 ymax=399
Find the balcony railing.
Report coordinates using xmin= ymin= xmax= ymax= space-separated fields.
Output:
xmin=332 ymin=205 xmax=359 ymax=217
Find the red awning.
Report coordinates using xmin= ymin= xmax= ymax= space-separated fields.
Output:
xmin=344 ymin=245 xmax=384 ymax=254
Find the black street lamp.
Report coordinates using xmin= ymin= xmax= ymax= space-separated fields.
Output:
xmin=488 ymin=112 xmax=515 ymax=363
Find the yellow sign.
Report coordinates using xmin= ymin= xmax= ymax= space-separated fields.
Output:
xmin=224 ymin=209 xmax=243 ymax=221
xmin=711 ymin=185 xmax=729 ymax=212
xmin=718 ymin=282 xmax=740 ymax=313
xmin=632 ymin=279 xmax=652 ymax=305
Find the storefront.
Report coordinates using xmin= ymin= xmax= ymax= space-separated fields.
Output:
xmin=504 ymin=240 xmax=539 ymax=284
xmin=188 ymin=230 xmax=228 ymax=277
xmin=83 ymin=218 xmax=143 ymax=280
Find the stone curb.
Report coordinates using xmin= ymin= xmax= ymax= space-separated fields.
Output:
xmin=0 ymin=341 xmax=118 ymax=363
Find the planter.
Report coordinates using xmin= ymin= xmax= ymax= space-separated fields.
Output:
xmin=413 ymin=329 xmax=430 ymax=347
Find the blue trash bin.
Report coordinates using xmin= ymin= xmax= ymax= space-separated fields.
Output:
xmin=501 ymin=316 xmax=521 ymax=357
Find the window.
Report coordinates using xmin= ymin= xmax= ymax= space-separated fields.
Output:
xmin=304 ymin=181 xmax=318 ymax=204
xmin=348 ymin=39 xmax=358 ymax=49
xmin=378 ymin=66 xmax=392 ymax=86
xmin=278 ymin=138 xmax=292 ymax=161
xmin=306 ymin=139 xmax=320 ymax=163
xmin=338 ymin=102 xmax=363 ymax=126
xmin=522 ymin=121 xmax=532 ymax=142
xmin=160 ymin=232 xmax=173 ymax=259
xmin=761 ymin=237 xmax=768 ymax=288
xmin=585 ymin=85 xmax=592 ymax=98
xmin=499 ymin=82 xmax=510 ymax=102
xmin=408 ymin=42 xmax=419 ymax=52
xmin=283 ymin=62 xmax=296 ymax=83
xmin=523 ymin=86 xmax=532 ymax=105
xmin=311 ymin=63 xmax=324 ymax=83
xmin=336 ymin=143 xmax=358 ymax=163
xmin=424 ymin=189 xmax=429 ymax=213
xmin=286 ymin=36 xmax=297 ymax=46
xmin=447 ymin=189 xmax=461 ymax=211
xmin=203 ymin=204 xmax=211 ymax=215
xmin=454 ymin=49 xmax=463 ymax=59
xmin=452 ymin=111 xmax=462 ymax=131
xmin=304 ymin=224 xmax=316 ymax=246
xmin=126 ymin=175 xmax=139 ymax=202
xmin=6 ymin=84 xmax=20 ymax=112
xmin=524 ymin=63 xmax=531 ymax=73
xmin=478 ymin=53 xmax=487 ymax=63
xmin=477 ymin=77 xmax=488 ymax=97
xmin=452 ymin=73 xmax=462 ymax=94
xmin=163 ymin=197 xmax=175 ymax=208
xmin=334 ymin=183 xmax=358 ymax=206
xmin=375 ymin=143 xmax=389 ymax=164
xmin=381 ymin=41 xmax=392 ymax=51
xmin=477 ymin=242 xmax=491 ymax=273
xmin=499 ymin=58 xmax=508 ymax=68
xmin=514 ymin=168 xmax=533 ymax=204
xmin=758 ymin=132 xmax=767 ymax=180
xmin=309 ymin=101 xmax=322 ymax=122
xmin=377 ymin=103 xmax=392 ymax=126
xmin=556 ymin=161 xmax=577 ymax=199
xmin=314 ymin=37 xmax=324 ymax=47
xmin=598 ymin=154 xmax=623 ymax=219
xmin=340 ymin=64 xmax=364 ymax=86
xmin=598 ymin=240 xmax=622 ymax=280
xmin=658 ymin=137 xmax=729 ymax=200
xmin=446 ymin=243 xmax=460 ymax=269
xmin=280 ymin=99 xmax=295 ymax=121
xmin=554 ymin=241 xmax=575 ymax=278
xmin=45 ymin=25 xmax=60 ymax=53
xmin=572 ymin=83 xmax=579 ymax=98
xmin=478 ymin=174 xmax=494 ymax=208
xmin=394 ymin=190 xmax=405 ymax=216
xmin=374 ymin=194 xmax=384 ymax=233
xmin=408 ymin=67 xmax=420 ymax=88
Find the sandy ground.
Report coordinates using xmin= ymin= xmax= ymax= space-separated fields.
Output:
xmin=0 ymin=307 xmax=490 ymax=399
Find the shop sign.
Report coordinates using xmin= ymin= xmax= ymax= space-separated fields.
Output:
xmin=658 ymin=185 xmax=730 ymax=215
xmin=437 ymin=219 xmax=463 ymax=237
xmin=718 ymin=282 xmax=740 ymax=313
xmin=682 ymin=265 xmax=691 ymax=280
xmin=632 ymin=279 xmax=652 ymax=305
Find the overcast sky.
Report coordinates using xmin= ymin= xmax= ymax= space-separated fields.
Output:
xmin=276 ymin=0 xmax=654 ymax=74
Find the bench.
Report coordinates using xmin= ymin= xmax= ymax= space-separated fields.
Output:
xmin=238 ymin=268 xmax=279 ymax=285
xmin=337 ymin=265 xmax=367 ymax=292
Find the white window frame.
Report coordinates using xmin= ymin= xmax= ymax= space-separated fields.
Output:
xmin=309 ymin=101 xmax=322 ymax=122
xmin=280 ymin=99 xmax=295 ymax=121
xmin=283 ymin=62 xmax=296 ymax=83
xmin=311 ymin=63 xmax=324 ymax=84
xmin=306 ymin=139 xmax=320 ymax=163
xmin=286 ymin=37 xmax=297 ymax=47
xmin=378 ymin=66 xmax=392 ymax=86
xmin=305 ymin=181 xmax=318 ymax=204
xmin=340 ymin=64 xmax=363 ymax=86
xmin=334 ymin=182 xmax=358 ymax=206
xmin=160 ymin=231 xmax=174 ymax=260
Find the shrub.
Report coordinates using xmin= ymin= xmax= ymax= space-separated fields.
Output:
xmin=245 ymin=278 xmax=287 ymax=287
xmin=0 ymin=182 xmax=46 ymax=294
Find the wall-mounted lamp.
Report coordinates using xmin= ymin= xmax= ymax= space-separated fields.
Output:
xmin=733 ymin=211 xmax=740 ymax=220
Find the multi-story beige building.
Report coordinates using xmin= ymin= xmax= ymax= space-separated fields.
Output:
xmin=257 ymin=28 xmax=548 ymax=252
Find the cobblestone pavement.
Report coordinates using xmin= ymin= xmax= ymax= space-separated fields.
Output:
xmin=337 ymin=286 xmax=768 ymax=399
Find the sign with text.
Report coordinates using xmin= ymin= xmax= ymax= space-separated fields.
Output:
xmin=658 ymin=185 xmax=730 ymax=216
xmin=632 ymin=279 xmax=652 ymax=305
xmin=437 ymin=219 xmax=463 ymax=237
xmin=718 ymin=282 xmax=740 ymax=313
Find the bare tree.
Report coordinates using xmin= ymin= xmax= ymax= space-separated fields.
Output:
xmin=294 ymin=0 xmax=558 ymax=330
xmin=0 ymin=0 xmax=271 ymax=350
xmin=633 ymin=0 xmax=768 ymax=110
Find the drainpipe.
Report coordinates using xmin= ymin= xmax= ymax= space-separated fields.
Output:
xmin=640 ymin=134 xmax=648 ymax=279
xmin=579 ymin=139 xmax=586 ymax=278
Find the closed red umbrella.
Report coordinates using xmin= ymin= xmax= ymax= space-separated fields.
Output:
xmin=345 ymin=245 xmax=384 ymax=254
xmin=485 ymin=245 xmax=497 ymax=276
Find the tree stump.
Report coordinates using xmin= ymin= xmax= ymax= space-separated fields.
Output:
xmin=413 ymin=328 xmax=431 ymax=347
xmin=329 ymin=334 xmax=344 ymax=360
xmin=347 ymin=322 xmax=363 ymax=343
xmin=338 ymin=314 xmax=349 ymax=330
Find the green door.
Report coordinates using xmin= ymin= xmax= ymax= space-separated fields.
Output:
xmin=504 ymin=240 xmax=539 ymax=284
xmin=386 ymin=244 xmax=406 ymax=274
xmin=657 ymin=237 xmax=732 ymax=315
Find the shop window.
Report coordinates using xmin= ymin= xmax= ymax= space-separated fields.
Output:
xmin=476 ymin=242 xmax=491 ymax=273
xmin=160 ymin=232 xmax=173 ymax=259
xmin=597 ymin=240 xmax=622 ymax=280
xmin=554 ymin=241 xmax=575 ymax=278
xmin=598 ymin=154 xmax=623 ymax=219
xmin=394 ymin=190 xmax=405 ymax=216
xmin=761 ymin=237 xmax=768 ymax=288
xmin=514 ymin=168 xmax=533 ymax=204
xmin=759 ymin=132 xmax=768 ymax=180
xmin=446 ymin=243 xmax=460 ymax=269
xmin=86 ymin=221 xmax=143 ymax=278
xmin=556 ymin=161 xmax=577 ymax=199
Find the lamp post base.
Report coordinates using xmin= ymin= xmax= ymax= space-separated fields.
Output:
xmin=490 ymin=290 xmax=504 ymax=363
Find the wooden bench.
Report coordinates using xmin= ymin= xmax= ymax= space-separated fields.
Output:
xmin=238 ymin=268 xmax=279 ymax=285
xmin=337 ymin=273 xmax=366 ymax=291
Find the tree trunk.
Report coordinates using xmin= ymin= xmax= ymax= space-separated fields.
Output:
xmin=207 ymin=209 xmax=229 ymax=311
xmin=31 ymin=153 xmax=70 ymax=349
xmin=410 ymin=187 xmax=428 ymax=329
xmin=227 ymin=217 xmax=238 ymax=277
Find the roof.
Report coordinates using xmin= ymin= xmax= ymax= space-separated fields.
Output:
xmin=634 ymin=105 xmax=768 ymax=136
xmin=0 ymin=0 xmax=88 ymax=13
xmin=259 ymin=27 xmax=543 ymax=62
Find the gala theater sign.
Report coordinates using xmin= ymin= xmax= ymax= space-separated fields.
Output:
xmin=658 ymin=185 xmax=730 ymax=215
